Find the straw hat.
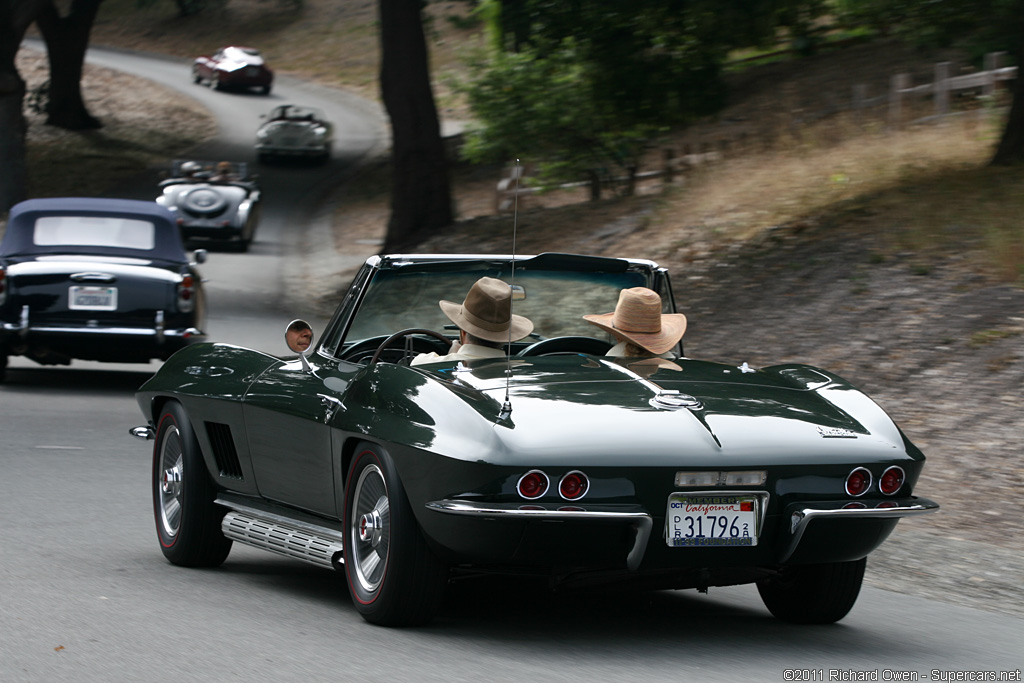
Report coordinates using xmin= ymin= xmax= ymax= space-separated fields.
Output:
xmin=439 ymin=277 xmax=534 ymax=343
xmin=583 ymin=287 xmax=687 ymax=355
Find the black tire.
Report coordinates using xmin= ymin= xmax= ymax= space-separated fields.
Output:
xmin=211 ymin=72 xmax=222 ymax=90
xmin=756 ymin=558 xmax=866 ymax=624
xmin=152 ymin=401 xmax=232 ymax=567
xmin=191 ymin=67 xmax=202 ymax=84
xmin=261 ymin=84 xmax=271 ymax=95
xmin=0 ymin=352 xmax=7 ymax=382
xmin=343 ymin=442 xmax=448 ymax=626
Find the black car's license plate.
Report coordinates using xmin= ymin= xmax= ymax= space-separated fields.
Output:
xmin=666 ymin=493 xmax=761 ymax=547
xmin=69 ymin=285 xmax=117 ymax=311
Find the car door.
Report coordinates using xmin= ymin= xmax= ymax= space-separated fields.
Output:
xmin=241 ymin=354 xmax=358 ymax=517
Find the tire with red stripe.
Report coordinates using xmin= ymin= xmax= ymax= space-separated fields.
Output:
xmin=342 ymin=442 xmax=447 ymax=626
xmin=152 ymin=401 xmax=232 ymax=567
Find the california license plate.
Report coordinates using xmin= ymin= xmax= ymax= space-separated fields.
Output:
xmin=666 ymin=493 xmax=761 ymax=547
xmin=69 ymin=286 xmax=117 ymax=311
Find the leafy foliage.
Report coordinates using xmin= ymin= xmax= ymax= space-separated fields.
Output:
xmin=458 ymin=0 xmax=822 ymax=188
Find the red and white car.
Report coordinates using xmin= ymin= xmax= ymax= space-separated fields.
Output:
xmin=192 ymin=46 xmax=273 ymax=95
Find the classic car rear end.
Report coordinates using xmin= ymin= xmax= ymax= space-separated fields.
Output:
xmin=156 ymin=161 xmax=260 ymax=250
xmin=130 ymin=253 xmax=937 ymax=627
xmin=1 ymin=198 xmax=205 ymax=377
xmin=192 ymin=46 xmax=273 ymax=94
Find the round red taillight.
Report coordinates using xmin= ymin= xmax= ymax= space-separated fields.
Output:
xmin=558 ymin=471 xmax=589 ymax=500
xmin=879 ymin=466 xmax=905 ymax=495
xmin=845 ymin=467 xmax=872 ymax=497
xmin=517 ymin=470 xmax=549 ymax=499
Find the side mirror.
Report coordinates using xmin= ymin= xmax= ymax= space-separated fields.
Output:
xmin=192 ymin=249 xmax=208 ymax=265
xmin=285 ymin=319 xmax=315 ymax=354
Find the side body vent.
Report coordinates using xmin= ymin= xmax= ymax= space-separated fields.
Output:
xmin=205 ymin=421 xmax=244 ymax=479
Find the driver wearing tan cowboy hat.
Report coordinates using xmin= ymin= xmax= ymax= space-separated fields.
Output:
xmin=583 ymin=287 xmax=687 ymax=358
xmin=411 ymin=276 xmax=534 ymax=366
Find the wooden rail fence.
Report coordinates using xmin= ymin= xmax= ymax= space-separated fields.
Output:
xmin=494 ymin=53 xmax=1018 ymax=212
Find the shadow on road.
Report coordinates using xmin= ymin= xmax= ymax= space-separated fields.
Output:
xmin=1 ymin=366 xmax=156 ymax=394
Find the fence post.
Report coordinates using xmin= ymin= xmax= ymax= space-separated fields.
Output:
xmin=889 ymin=73 xmax=910 ymax=129
xmin=934 ymin=61 xmax=951 ymax=118
xmin=984 ymin=52 xmax=1005 ymax=98
xmin=495 ymin=164 xmax=527 ymax=214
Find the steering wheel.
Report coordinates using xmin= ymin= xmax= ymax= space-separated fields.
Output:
xmin=368 ymin=328 xmax=453 ymax=365
xmin=338 ymin=331 xmax=449 ymax=365
xmin=516 ymin=336 xmax=613 ymax=357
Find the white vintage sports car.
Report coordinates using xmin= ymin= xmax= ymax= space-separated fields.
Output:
xmin=255 ymin=104 xmax=333 ymax=163
xmin=156 ymin=160 xmax=261 ymax=252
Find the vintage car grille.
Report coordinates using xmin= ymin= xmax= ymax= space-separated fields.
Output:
xmin=205 ymin=421 xmax=243 ymax=479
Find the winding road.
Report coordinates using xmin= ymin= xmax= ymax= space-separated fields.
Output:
xmin=0 ymin=46 xmax=1021 ymax=682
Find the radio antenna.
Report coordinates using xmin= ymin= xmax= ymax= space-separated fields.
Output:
xmin=499 ymin=159 xmax=521 ymax=421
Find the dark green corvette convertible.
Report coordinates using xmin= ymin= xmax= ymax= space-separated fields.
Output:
xmin=131 ymin=253 xmax=938 ymax=626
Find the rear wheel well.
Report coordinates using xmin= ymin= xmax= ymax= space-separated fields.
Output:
xmin=339 ymin=436 xmax=364 ymax=494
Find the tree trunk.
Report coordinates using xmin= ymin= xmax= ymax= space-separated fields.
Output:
xmin=991 ymin=46 xmax=1024 ymax=165
xmin=36 ymin=0 xmax=103 ymax=131
xmin=379 ymin=0 xmax=453 ymax=253
xmin=0 ymin=0 xmax=47 ymax=215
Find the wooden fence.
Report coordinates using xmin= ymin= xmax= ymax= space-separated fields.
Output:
xmin=495 ymin=53 xmax=1018 ymax=212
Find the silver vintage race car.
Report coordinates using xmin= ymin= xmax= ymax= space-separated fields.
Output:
xmin=255 ymin=105 xmax=333 ymax=163
xmin=156 ymin=160 xmax=261 ymax=252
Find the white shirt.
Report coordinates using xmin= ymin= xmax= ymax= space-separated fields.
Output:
xmin=411 ymin=341 xmax=506 ymax=366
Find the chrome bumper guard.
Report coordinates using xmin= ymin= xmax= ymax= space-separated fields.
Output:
xmin=426 ymin=500 xmax=653 ymax=571
xmin=781 ymin=497 xmax=940 ymax=562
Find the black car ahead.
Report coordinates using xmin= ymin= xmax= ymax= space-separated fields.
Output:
xmin=0 ymin=197 xmax=207 ymax=380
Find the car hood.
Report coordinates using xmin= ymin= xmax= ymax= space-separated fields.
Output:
xmin=409 ymin=355 xmax=910 ymax=466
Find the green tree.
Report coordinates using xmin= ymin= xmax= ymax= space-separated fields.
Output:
xmin=459 ymin=0 xmax=803 ymax=193
xmin=379 ymin=0 xmax=454 ymax=252
xmin=0 ymin=0 xmax=47 ymax=215
xmin=36 ymin=0 xmax=104 ymax=130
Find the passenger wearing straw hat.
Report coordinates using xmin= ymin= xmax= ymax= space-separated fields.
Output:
xmin=583 ymin=287 xmax=687 ymax=358
xmin=411 ymin=276 xmax=534 ymax=366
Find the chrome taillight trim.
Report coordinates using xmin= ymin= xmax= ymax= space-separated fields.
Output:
xmin=516 ymin=469 xmax=550 ymax=500
xmin=845 ymin=467 xmax=873 ymax=497
xmin=558 ymin=470 xmax=590 ymax=501
xmin=879 ymin=465 xmax=906 ymax=496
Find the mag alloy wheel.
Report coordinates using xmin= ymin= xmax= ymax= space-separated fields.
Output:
xmin=350 ymin=463 xmax=390 ymax=596
xmin=157 ymin=424 xmax=185 ymax=542
xmin=342 ymin=443 xmax=448 ymax=626
xmin=152 ymin=402 xmax=232 ymax=567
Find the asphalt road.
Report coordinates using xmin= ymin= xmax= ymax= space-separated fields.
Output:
xmin=1 ymin=46 xmax=1022 ymax=683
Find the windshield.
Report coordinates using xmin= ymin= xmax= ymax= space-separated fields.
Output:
xmin=346 ymin=265 xmax=652 ymax=343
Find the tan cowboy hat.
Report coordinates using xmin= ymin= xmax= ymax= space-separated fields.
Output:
xmin=583 ymin=287 xmax=687 ymax=355
xmin=439 ymin=277 xmax=534 ymax=343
